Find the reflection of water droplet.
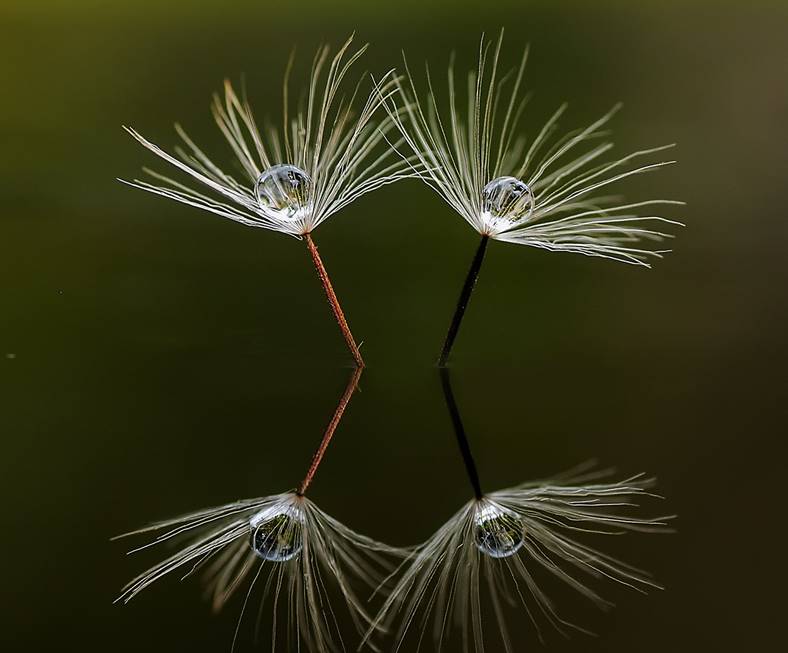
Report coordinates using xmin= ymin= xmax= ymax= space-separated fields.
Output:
xmin=5 ymin=353 xmax=16 ymax=360
xmin=474 ymin=502 xmax=525 ymax=559
xmin=481 ymin=176 xmax=533 ymax=227
xmin=249 ymin=505 xmax=304 ymax=562
xmin=255 ymin=164 xmax=312 ymax=221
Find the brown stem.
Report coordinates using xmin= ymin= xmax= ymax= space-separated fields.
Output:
xmin=296 ymin=366 xmax=363 ymax=496
xmin=304 ymin=232 xmax=364 ymax=368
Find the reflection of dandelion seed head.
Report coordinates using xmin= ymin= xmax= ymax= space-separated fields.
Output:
xmin=368 ymin=466 xmax=673 ymax=652
xmin=115 ymin=368 xmax=403 ymax=651
xmin=117 ymin=492 xmax=405 ymax=652
xmin=372 ymin=370 xmax=677 ymax=652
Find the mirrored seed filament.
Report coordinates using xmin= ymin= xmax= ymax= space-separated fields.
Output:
xmin=249 ymin=507 xmax=304 ymax=562
xmin=481 ymin=176 xmax=534 ymax=226
xmin=474 ymin=503 xmax=525 ymax=559
xmin=255 ymin=164 xmax=312 ymax=221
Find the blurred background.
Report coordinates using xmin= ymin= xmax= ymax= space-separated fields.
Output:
xmin=1 ymin=1 xmax=786 ymax=650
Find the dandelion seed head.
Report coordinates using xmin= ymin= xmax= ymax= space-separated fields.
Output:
xmin=122 ymin=35 xmax=420 ymax=239
xmin=480 ymin=176 xmax=534 ymax=234
xmin=473 ymin=500 xmax=525 ymax=559
xmin=254 ymin=164 xmax=313 ymax=223
xmin=381 ymin=32 xmax=683 ymax=265
xmin=249 ymin=503 xmax=304 ymax=562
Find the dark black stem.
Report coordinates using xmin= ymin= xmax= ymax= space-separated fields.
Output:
xmin=439 ymin=367 xmax=483 ymax=499
xmin=437 ymin=235 xmax=489 ymax=367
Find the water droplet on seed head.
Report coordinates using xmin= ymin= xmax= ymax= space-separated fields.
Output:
xmin=474 ymin=502 xmax=525 ymax=559
xmin=481 ymin=176 xmax=534 ymax=229
xmin=249 ymin=504 xmax=304 ymax=562
xmin=255 ymin=164 xmax=312 ymax=222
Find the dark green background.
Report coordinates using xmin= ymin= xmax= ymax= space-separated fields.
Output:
xmin=2 ymin=1 xmax=786 ymax=651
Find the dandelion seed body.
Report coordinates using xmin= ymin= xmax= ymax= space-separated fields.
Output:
xmin=249 ymin=504 xmax=304 ymax=562
xmin=121 ymin=36 xmax=421 ymax=366
xmin=254 ymin=164 xmax=312 ymax=222
xmin=380 ymin=31 xmax=683 ymax=364
xmin=473 ymin=501 xmax=525 ymax=559
xmin=481 ymin=176 xmax=534 ymax=232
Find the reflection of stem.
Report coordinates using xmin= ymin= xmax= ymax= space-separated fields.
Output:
xmin=304 ymin=232 xmax=365 ymax=368
xmin=297 ymin=366 xmax=363 ymax=496
xmin=439 ymin=367 xmax=483 ymax=499
xmin=437 ymin=235 xmax=489 ymax=367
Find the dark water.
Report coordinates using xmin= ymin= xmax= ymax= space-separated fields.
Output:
xmin=2 ymin=2 xmax=786 ymax=651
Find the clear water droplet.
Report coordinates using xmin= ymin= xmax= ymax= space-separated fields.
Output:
xmin=249 ymin=506 xmax=304 ymax=562
xmin=474 ymin=503 xmax=525 ymax=559
xmin=254 ymin=164 xmax=312 ymax=221
xmin=481 ymin=176 xmax=533 ymax=227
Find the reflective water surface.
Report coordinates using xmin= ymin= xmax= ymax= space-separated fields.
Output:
xmin=1 ymin=2 xmax=786 ymax=652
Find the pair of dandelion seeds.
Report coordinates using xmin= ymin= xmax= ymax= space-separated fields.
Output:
xmin=117 ymin=34 xmax=679 ymax=651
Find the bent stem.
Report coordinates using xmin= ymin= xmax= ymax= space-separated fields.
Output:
xmin=304 ymin=232 xmax=365 ymax=368
xmin=296 ymin=366 xmax=363 ymax=496
xmin=437 ymin=235 xmax=489 ymax=367
xmin=439 ymin=367 xmax=483 ymax=500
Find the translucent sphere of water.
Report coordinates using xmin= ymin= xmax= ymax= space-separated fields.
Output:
xmin=473 ymin=503 xmax=525 ymax=559
xmin=254 ymin=164 xmax=312 ymax=221
xmin=249 ymin=506 xmax=304 ymax=562
xmin=481 ymin=176 xmax=534 ymax=224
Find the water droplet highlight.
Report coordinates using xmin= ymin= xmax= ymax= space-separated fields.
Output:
xmin=255 ymin=164 xmax=312 ymax=221
xmin=249 ymin=505 xmax=304 ymax=562
xmin=481 ymin=176 xmax=534 ymax=228
xmin=474 ymin=503 xmax=525 ymax=559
